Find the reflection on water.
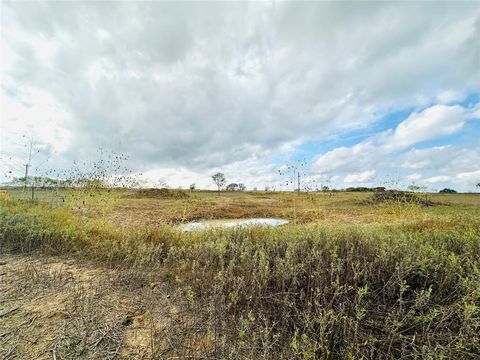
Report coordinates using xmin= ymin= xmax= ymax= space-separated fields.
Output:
xmin=179 ymin=218 xmax=289 ymax=232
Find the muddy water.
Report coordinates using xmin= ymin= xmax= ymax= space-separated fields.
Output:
xmin=178 ymin=218 xmax=289 ymax=232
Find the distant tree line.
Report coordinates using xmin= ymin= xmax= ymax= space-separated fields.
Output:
xmin=3 ymin=176 xmax=121 ymax=190
xmin=3 ymin=176 xmax=78 ymax=189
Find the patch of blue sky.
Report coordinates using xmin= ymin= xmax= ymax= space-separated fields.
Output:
xmin=308 ymin=93 xmax=478 ymax=150
xmin=272 ymin=92 xmax=480 ymax=171
xmin=458 ymin=92 xmax=480 ymax=108
xmin=410 ymin=120 xmax=480 ymax=151
xmin=283 ymin=108 xmax=414 ymax=166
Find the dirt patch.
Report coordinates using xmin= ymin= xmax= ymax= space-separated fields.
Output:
xmin=0 ymin=254 xmax=209 ymax=359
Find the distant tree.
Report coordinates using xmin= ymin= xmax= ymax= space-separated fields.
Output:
xmin=238 ymin=183 xmax=246 ymax=191
xmin=346 ymin=187 xmax=370 ymax=192
xmin=212 ymin=173 xmax=226 ymax=192
xmin=408 ymin=184 xmax=422 ymax=193
xmin=321 ymin=185 xmax=330 ymax=192
xmin=189 ymin=183 xmax=196 ymax=190
xmin=253 ymin=187 xmax=258 ymax=192
xmin=439 ymin=188 xmax=456 ymax=194
xmin=226 ymin=183 xmax=238 ymax=191
xmin=477 ymin=182 xmax=480 ymax=190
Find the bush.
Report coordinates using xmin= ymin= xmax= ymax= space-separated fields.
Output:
xmin=368 ymin=190 xmax=434 ymax=206
xmin=439 ymin=188 xmax=457 ymax=194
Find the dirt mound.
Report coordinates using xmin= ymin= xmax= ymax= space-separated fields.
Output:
xmin=368 ymin=190 xmax=435 ymax=206
xmin=127 ymin=188 xmax=189 ymax=199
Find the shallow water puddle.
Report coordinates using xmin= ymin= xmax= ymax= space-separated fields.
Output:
xmin=178 ymin=218 xmax=289 ymax=232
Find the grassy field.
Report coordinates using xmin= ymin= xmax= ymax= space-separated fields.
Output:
xmin=1 ymin=188 xmax=479 ymax=359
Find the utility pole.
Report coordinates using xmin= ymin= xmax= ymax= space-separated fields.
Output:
xmin=23 ymin=164 xmax=30 ymax=191
xmin=293 ymin=169 xmax=296 ymax=193
xmin=297 ymin=172 xmax=300 ymax=194
xmin=23 ymin=138 xmax=33 ymax=191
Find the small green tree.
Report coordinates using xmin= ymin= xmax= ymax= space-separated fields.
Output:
xmin=212 ymin=173 xmax=226 ymax=192
xmin=408 ymin=184 xmax=421 ymax=193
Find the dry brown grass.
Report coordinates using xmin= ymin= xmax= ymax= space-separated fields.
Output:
xmin=101 ymin=190 xmax=480 ymax=229
xmin=0 ymin=191 xmax=12 ymax=201
xmin=0 ymin=254 xmax=216 ymax=359
xmin=104 ymin=191 xmax=391 ymax=227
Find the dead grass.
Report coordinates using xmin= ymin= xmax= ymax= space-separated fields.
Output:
xmin=0 ymin=254 xmax=216 ymax=359
xmin=125 ymin=188 xmax=190 ymax=199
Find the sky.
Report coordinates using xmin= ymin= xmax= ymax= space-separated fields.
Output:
xmin=1 ymin=1 xmax=479 ymax=191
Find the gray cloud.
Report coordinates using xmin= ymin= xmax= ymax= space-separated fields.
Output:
xmin=1 ymin=1 xmax=479 ymax=186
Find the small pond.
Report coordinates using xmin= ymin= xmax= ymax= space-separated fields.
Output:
xmin=178 ymin=218 xmax=289 ymax=232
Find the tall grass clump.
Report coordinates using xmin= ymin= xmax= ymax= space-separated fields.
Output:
xmin=0 ymin=201 xmax=182 ymax=266
xmin=165 ymin=225 xmax=480 ymax=358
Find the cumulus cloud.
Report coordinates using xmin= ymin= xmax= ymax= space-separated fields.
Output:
xmin=344 ymin=170 xmax=375 ymax=184
xmin=312 ymin=103 xmax=480 ymax=189
xmin=423 ymin=175 xmax=452 ymax=184
xmin=400 ymin=146 xmax=480 ymax=173
xmin=456 ymin=170 xmax=480 ymax=186
xmin=1 ymin=1 xmax=479 ymax=189
xmin=407 ymin=173 xmax=422 ymax=182
xmin=383 ymin=105 xmax=470 ymax=151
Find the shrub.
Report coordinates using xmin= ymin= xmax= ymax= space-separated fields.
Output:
xmin=368 ymin=190 xmax=434 ymax=206
xmin=439 ymin=188 xmax=457 ymax=194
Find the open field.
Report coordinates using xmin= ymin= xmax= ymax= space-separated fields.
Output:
xmin=1 ymin=189 xmax=479 ymax=359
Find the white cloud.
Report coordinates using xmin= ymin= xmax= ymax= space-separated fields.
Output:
xmin=436 ymin=90 xmax=466 ymax=104
xmin=310 ymin=102 xmax=480 ymax=190
xmin=312 ymin=104 xmax=478 ymax=175
xmin=455 ymin=170 xmax=480 ymax=186
xmin=400 ymin=146 xmax=455 ymax=170
xmin=311 ymin=142 xmax=377 ymax=174
xmin=344 ymin=170 xmax=375 ymax=184
xmin=423 ymin=175 xmax=452 ymax=184
xmin=1 ymin=87 xmax=73 ymax=155
xmin=407 ymin=173 xmax=422 ymax=182
xmin=384 ymin=105 xmax=468 ymax=151
xmin=400 ymin=146 xmax=480 ymax=174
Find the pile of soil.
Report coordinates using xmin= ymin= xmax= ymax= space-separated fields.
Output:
xmin=126 ymin=188 xmax=189 ymax=199
xmin=368 ymin=190 xmax=435 ymax=206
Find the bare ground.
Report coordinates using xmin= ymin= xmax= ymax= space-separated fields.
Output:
xmin=0 ymin=254 xmax=213 ymax=360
